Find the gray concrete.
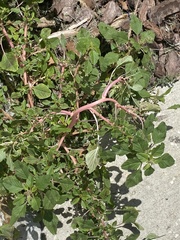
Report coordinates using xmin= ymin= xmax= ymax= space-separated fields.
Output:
xmin=1 ymin=80 xmax=180 ymax=240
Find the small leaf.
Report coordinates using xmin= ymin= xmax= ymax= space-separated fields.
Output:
xmin=0 ymin=149 xmax=6 ymax=162
xmin=144 ymin=166 xmax=154 ymax=176
xmin=121 ymin=158 xmax=141 ymax=170
xmin=83 ymin=60 xmax=92 ymax=76
xmin=14 ymin=161 xmax=30 ymax=179
xmin=29 ymin=196 xmax=41 ymax=211
xmin=43 ymin=211 xmax=58 ymax=235
xmin=7 ymin=155 xmax=14 ymax=171
xmin=133 ymin=136 xmax=148 ymax=152
xmin=10 ymin=203 xmax=26 ymax=225
xmin=123 ymin=207 xmax=138 ymax=224
xmin=126 ymin=234 xmax=140 ymax=240
xmin=40 ymin=28 xmax=51 ymax=39
xmin=140 ymin=30 xmax=155 ymax=43
xmin=125 ymin=170 xmax=142 ymax=188
xmin=43 ymin=189 xmax=60 ymax=209
xmin=130 ymin=15 xmax=142 ymax=35
xmin=70 ymin=232 xmax=88 ymax=240
xmin=89 ymin=50 xmax=99 ymax=65
xmin=139 ymin=89 xmax=151 ymax=98
xmin=60 ymin=178 xmax=74 ymax=192
xmin=0 ymin=224 xmax=14 ymax=239
xmin=139 ymin=102 xmax=161 ymax=112
xmin=33 ymin=83 xmax=51 ymax=99
xmin=145 ymin=233 xmax=165 ymax=240
xmin=0 ymin=52 xmax=18 ymax=72
xmin=35 ymin=175 xmax=51 ymax=191
xmin=131 ymin=84 xmax=143 ymax=91
xmin=151 ymin=143 xmax=164 ymax=157
xmin=117 ymin=56 xmax=133 ymax=67
xmin=85 ymin=147 xmax=100 ymax=174
xmin=136 ymin=153 xmax=149 ymax=162
xmin=156 ymin=153 xmax=175 ymax=168
xmin=3 ymin=176 xmax=23 ymax=194
xmin=152 ymin=122 xmax=166 ymax=144
xmin=168 ymin=104 xmax=180 ymax=110
xmin=13 ymin=194 xmax=26 ymax=206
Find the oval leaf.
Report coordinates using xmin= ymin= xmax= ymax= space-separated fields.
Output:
xmin=33 ymin=83 xmax=51 ymax=99
xmin=157 ymin=153 xmax=175 ymax=168
xmin=85 ymin=147 xmax=100 ymax=174
xmin=125 ymin=170 xmax=142 ymax=188
xmin=0 ymin=52 xmax=18 ymax=72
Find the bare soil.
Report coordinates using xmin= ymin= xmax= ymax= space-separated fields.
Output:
xmin=38 ymin=0 xmax=180 ymax=82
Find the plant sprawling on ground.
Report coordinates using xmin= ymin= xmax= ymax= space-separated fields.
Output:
xmin=0 ymin=1 xmax=175 ymax=239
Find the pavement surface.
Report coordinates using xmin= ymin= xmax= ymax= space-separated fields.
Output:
xmin=0 ymin=80 xmax=180 ymax=240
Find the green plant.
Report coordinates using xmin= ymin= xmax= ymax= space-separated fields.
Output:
xmin=0 ymin=1 xmax=175 ymax=239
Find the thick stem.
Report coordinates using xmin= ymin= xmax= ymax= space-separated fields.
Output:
xmin=102 ymin=77 xmax=126 ymax=98
xmin=57 ymin=97 xmax=143 ymax=150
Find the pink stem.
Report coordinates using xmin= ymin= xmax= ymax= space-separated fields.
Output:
xmin=89 ymin=108 xmax=114 ymax=126
xmin=57 ymin=97 xmax=143 ymax=150
xmin=102 ymin=77 xmax=126 ymax=98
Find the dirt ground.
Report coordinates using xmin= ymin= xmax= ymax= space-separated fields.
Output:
xmin=38 ymin=0 xmax=180 ymax=80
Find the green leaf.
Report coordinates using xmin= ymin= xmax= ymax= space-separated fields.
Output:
xmin=0 ymin=224 xmax=14 ymax=239
xmin=85 ymin=147 xmax=100 ymax=174
xmin=10 ymin=203 xmax=26 ymax=225
xmin=151 ymin=143 xmax=165 ymax=157
xmin=145 ymin=233 xmax=165 ymax=240
xmin=117 ymin=56 xmax=133 ymax=67
xmin=70 ymin=232 xmax=88 ymax=240
xmin=33 ymin=83 xmax=51 ymax=99
xmin=72 ymin=217 xmax=96 ymax=231
xmin=28 ymin=196 xmax=41 ymax=211
xmin=126 ymin=234 xmax=140 ymax=240
xmin=40 ymin=28 xmax=51 ymax=39
xmin=168 ymin=104 xmax=180 ymax=109
xmin=140 ymin=30 xmax=155 ymax=44
xmin=43 ymin=189 xmax=60 ymax=209
xmin=14 ymin=161 xmax=30 ymax=179
xmin=35 ymin=175 xmax=51 ymax=191
xmin=83 ymin=60 xmax=92 ymax=76
xmin=152 ymin=122 xmax=167 ymax=144
xmin=98 ymin=22 xmax=128 ymax=44
xmin=125 ymin=170 xmax=142 ymax=188
xmin=138 ymin=89 xmax=151 ymax=98
xmin=121 ymin=158 xmax=141 ymax=170
xmin=105 ymin=52 xmax=119 ymax=65
xmin=133 ymin=136 xmax=148 ymax=152
xmin=136 ymin=153 xmax=149 ymax=162
xmin=156 ymin=153 xmax=175 ymax=168
xmin=6 ymin=154 xmax=14 ymax=171
xmin=0 ymin=149 xmax=6 ymax=162
xmin=3 ymin=176 xmax=23 ymax=194
xmin=0 ymin=52 xmax=18 ymax=72
xmin=139 ymin=102 xmax=161 ymax=112
xmin=144 ymin=165 xmax=154 ymax=176
xmin=131 ymin=84 xmax=143 ymax=91
xmin=130 ymin=15 xmax=142 ymax=35
xmin=123 ymin=207 xmax=138 ymax=224
xmin=43 ymin=211 xmax=58 ymax=235
xmin=60 ymin=178 xmax=74 ymax=192
xmin=13 ymin=194 xmax=26 ymax=206
xmin=89 ymin=50 xmax=99 ymax=65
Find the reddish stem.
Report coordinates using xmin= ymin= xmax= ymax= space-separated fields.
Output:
xmin=102 ymin=77 xmax=126 ymax=98
xmin=1 ymin=21 xmax=14 ymax=48
xmin=57 ymin=97 xmax=143 ymax=151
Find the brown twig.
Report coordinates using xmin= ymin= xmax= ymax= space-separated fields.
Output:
xmin=62 ymin=143 xmax=77 ymax=165
xmin=0 ymin=21 xmax=14 ymax=49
